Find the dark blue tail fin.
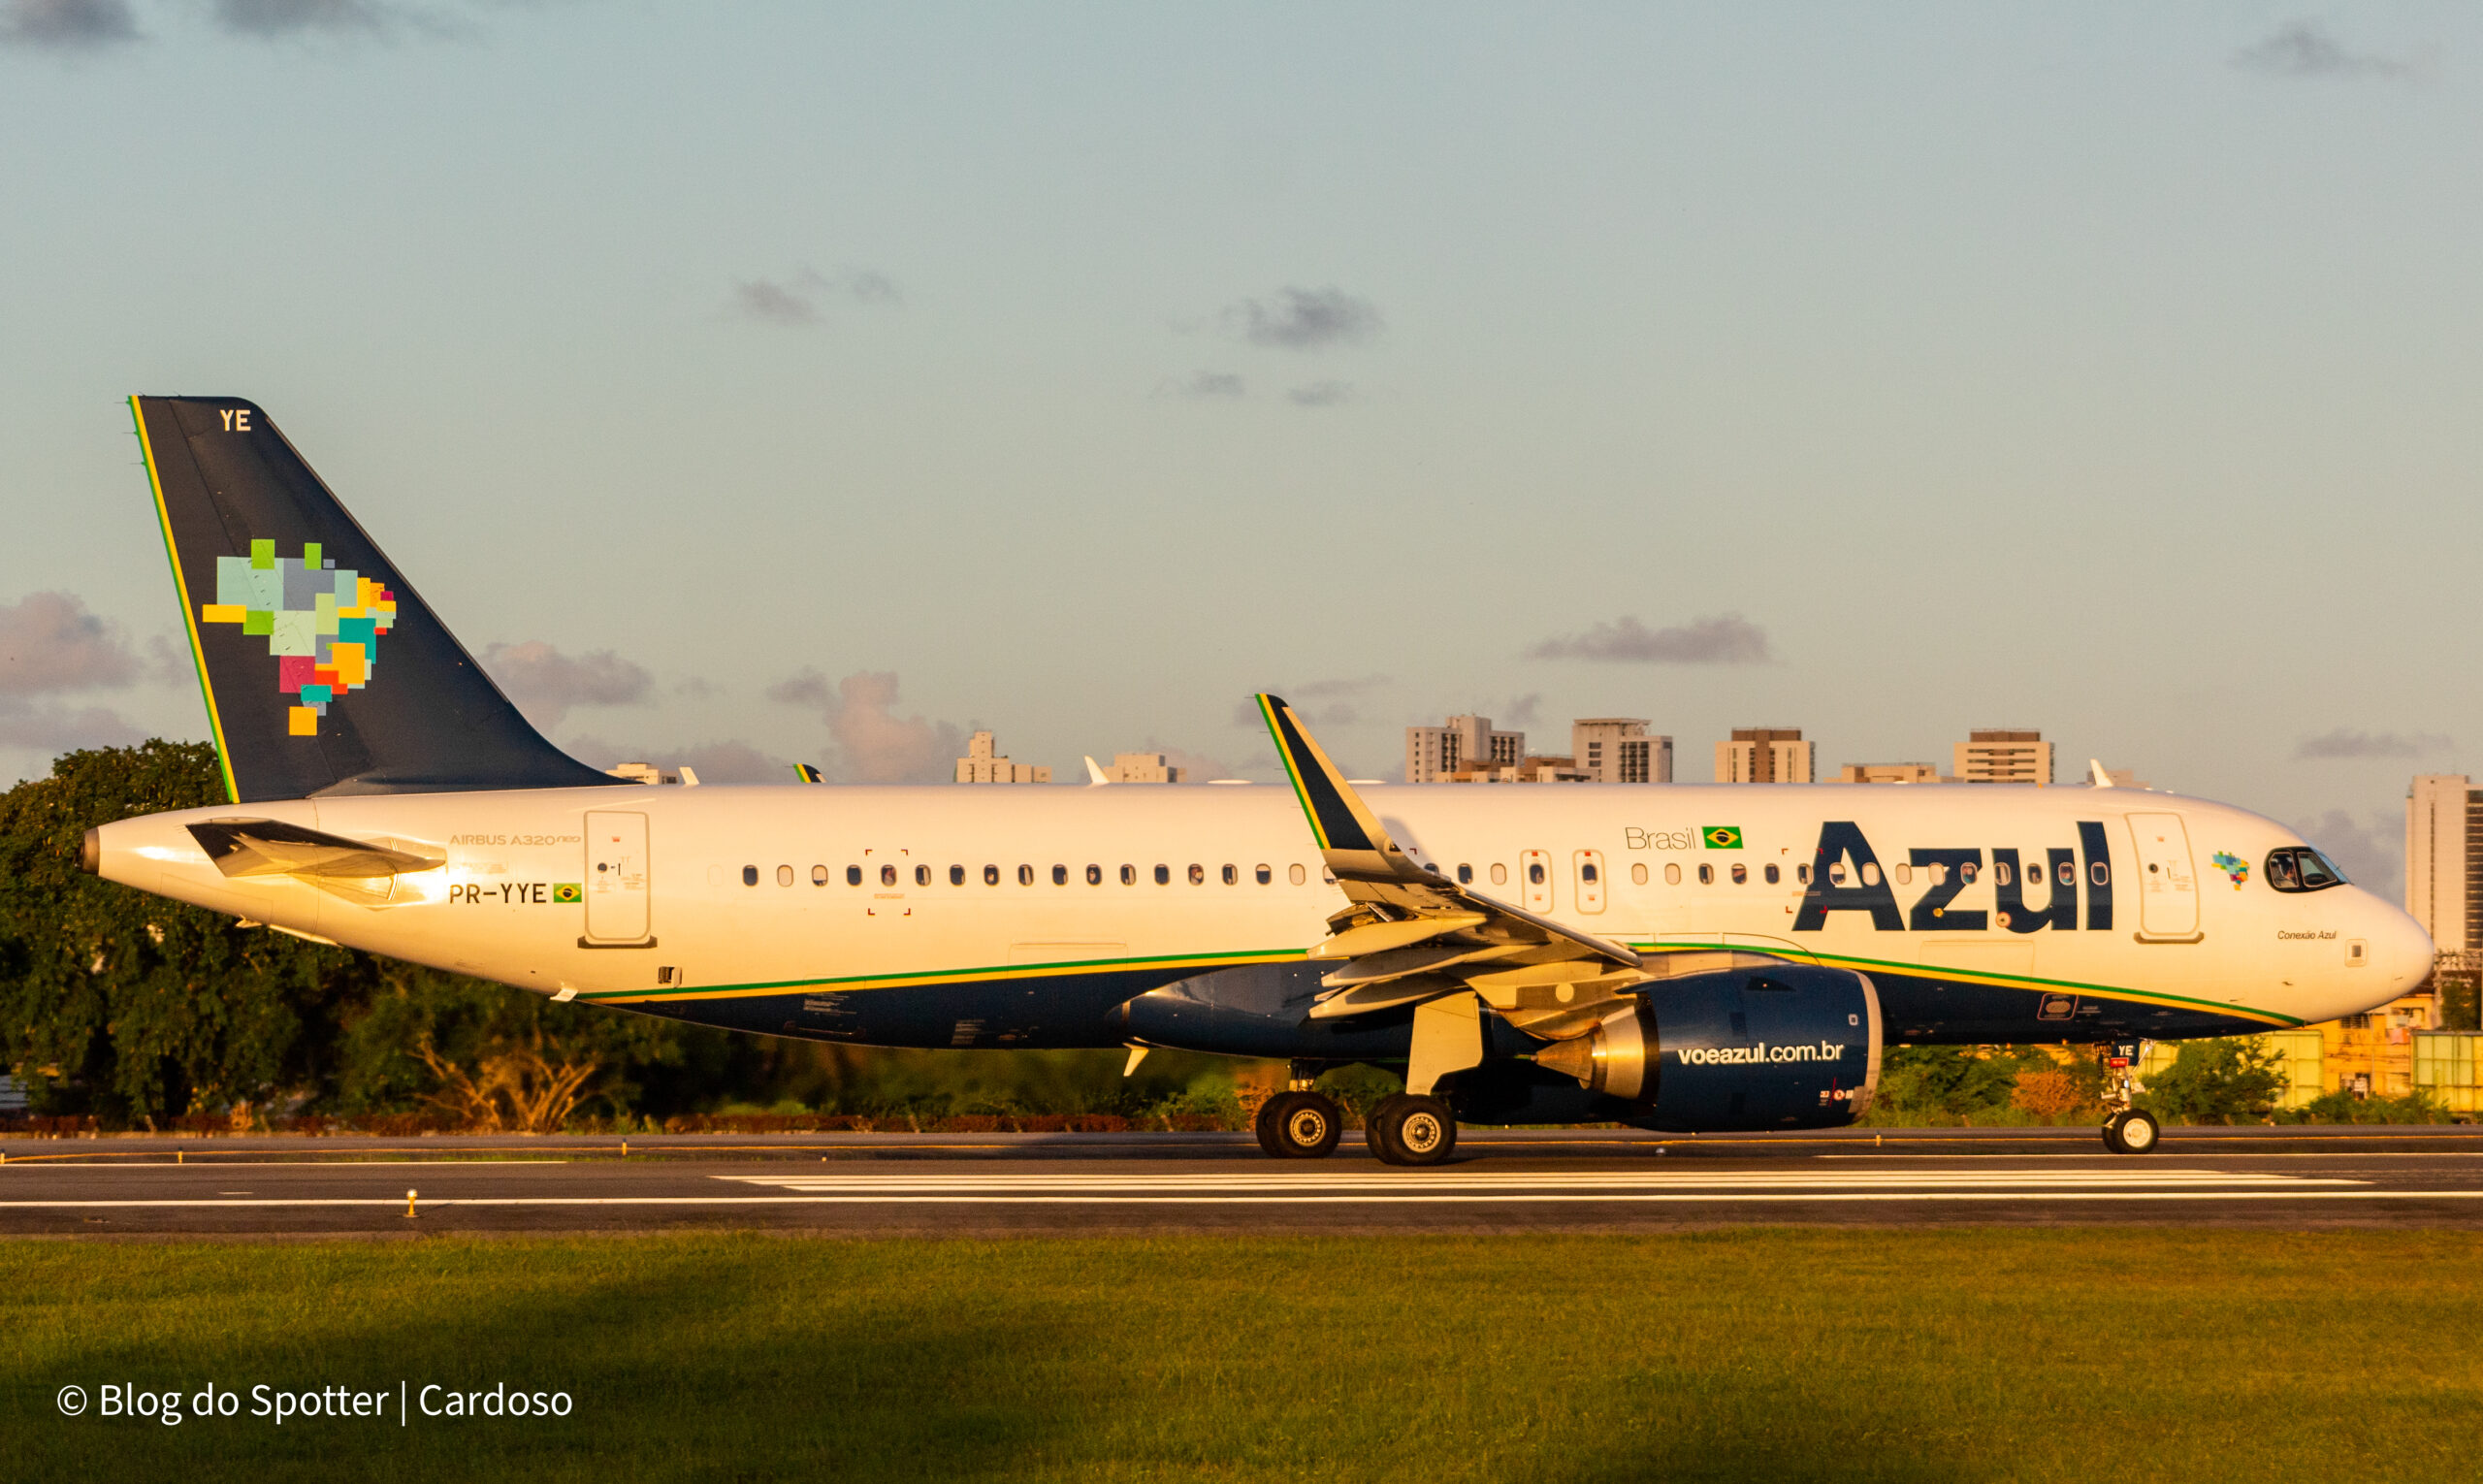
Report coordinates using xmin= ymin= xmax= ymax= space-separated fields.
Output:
xmin=132 ymin=395 xmax=630 ymax=803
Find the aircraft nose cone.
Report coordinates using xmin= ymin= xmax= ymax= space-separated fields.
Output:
xmin=2370 ymin=901 xmax=2435 ymax=999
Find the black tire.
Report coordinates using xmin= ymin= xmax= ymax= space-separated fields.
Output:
xmin=2100 ymin=1115 xmax=2126 ymax=1154
xmin=1368 ymin=1093 xmax=1457 ymax=1167
xmin=1256 ymin=1092 xmax=1342 ymax=1160
xmin=2115 ymin=1110 xmax=2161 ymax=1154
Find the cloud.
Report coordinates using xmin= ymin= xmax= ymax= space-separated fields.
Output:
xmin=213 ymin=0 xmax=389 ymax=37
xmin=1225 ymin=286 xmax=1382 ymax=351
xmin=731 ymin=267 xmax=903 ymax=328
xmin=0 ymin=592 xmax=142 ymax=695
xmin=1168 ymin=371 xmax=1245 ymax=400
xmin=771 ymin=667 xmax=964 ymax=784
xmin=2295 ymin=728 xmax=2450 ymax=760
xmin=2233 ymin=22 xmax=2411 ymax=80
xmin=2297 ymin=809 xmax=2402 ymax=901
xmin=1287 ymin=381 xmax=1353 ymax=407
xmin=1499 ymin=693 xmax=1542 ymax=727
xmin=478 ymin=641 xmax=652 ymax=731
xmin=1526 ymin=614 xmax=1772 ymax=665
xmin=0 ymin=699 xmax=143 ymax=753
xmin=0 ymin=0 xmax=140 ymax=46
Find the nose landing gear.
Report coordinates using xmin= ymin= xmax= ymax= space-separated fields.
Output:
xmin=2097 ymin=1041 xmax=2159 ymax=1154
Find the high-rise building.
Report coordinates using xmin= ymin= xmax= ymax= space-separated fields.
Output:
xmin=2407 ymin=775 xmax=2483 ymax=952
xmin=1955 ymin=728 xmax=2052 ymax=785
xmin=1571 ymin=719 xmax=1672 ymax=784
xmin=1407 ymin=715 xmax=1525 ymax=783
xmin=955 ymin=730 xmax=1051 ymax=784
xmin=1716 ymin=727 xmax=1813 ymax=784
xmin=1838 ymin=762 xmax=1941 ymax=784
xmin=1102 ymin=752 xmax=1180 ymax=784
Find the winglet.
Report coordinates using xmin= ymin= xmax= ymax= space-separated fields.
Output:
xmin=2088 ymin=758 xmax=2113 ymax=789
xmin=793 ymin=763 xmax=823 ymax=784
xmin=1084 ymin=756 xmax=1111 ymax=787
xmin=1255 ymin=694 xmax=1439 ymax=885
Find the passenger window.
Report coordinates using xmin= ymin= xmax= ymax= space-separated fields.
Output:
xmin=812 ymin=865 xmax=829 ymax=887
xmin=1222 ymin=864 xmax=1238 ymax=886
xmin=1828 ymin=863 xmax=1847 ymax=886
xmin=1457 ymin=863 xmax=1473 ymax=884
xmin=1154 ymin=864 xmax=1171 ymax=886
xmin=949 ymin=865 xmax=965 ymax=887
xmin=1664 ymin=862 xmax=1681 ymax=886
xmin=1052 ymin=864 xmax=1068 ymax=886
xmin=915 ymin=864 xmax=931 ymax=887
xmin=1088 ymin=864 xmax=1105 ymax=886
xmin=1994 ymin=861 xmax=2014 ymax=886
xmin=1764 ymin=863 xmax=1780 ymax=886
xmin=1017 ymin=865 xmax=1034 ymax=886
xmin=1582 ymin=862 xmax=1600 ymax=884
xmin=1730 ymin=863 xmax=1747 ymax=885
xmin=880 ymin=864 xmax=897 ymax=887
xmin=2090 ymin=862 xmax=2110 ymax=886
xmin=1490 ymin=863 xmax=1508 ymax=886
xmin=1860 ymin=863 xmax=1880 ymax=887
xmin=776 ymin=865 xmax=793 ymax=887
xmin=1929 ymin=862 xmax=1947 ymax=885
xmin=1894 ymin=863 xmax=1911 ymax=887
xmin=743 ymin=865 xmax=758 ymax=887
xmin=1255 ymin=864 xmax=1273 ymax=885
xmin=1960 ymin=861 xmax=1978 ymax=884
xmin=846 ymin=865 xmax=862 ymax=887
xmin=1697 ymin=863 xmax=1714 ymax=885
xmin=1289 ymin=864 xmax=1307 ymax=886
xmin=1529 ymin=862 xmax=1546 ymax=886
xmin=2056 ymin=860 xmax=2075 ymax=886
xmin=1796 ymin=864 xmax=1810 ymax=884
xmin=1187 ymin=864 xmax=1204 ymax=886
xmin=987 ymin=864 xmax=1003 ymax=887
xmin=1121 ymin=865 xmax=1137 ymax=886
xmin=1630 ymin=862 xmax=1648 ymax=886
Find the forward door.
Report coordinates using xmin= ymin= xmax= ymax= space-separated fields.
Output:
xmin=2124 ymin=812 xmax=2199 ymax=940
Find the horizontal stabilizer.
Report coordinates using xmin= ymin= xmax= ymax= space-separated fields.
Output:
xmin=187 ymin=819 xmax=444 ymax=880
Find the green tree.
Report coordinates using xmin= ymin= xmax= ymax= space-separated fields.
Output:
xmin=0 ymin=742 xmax=367 ymax=1126
xmin=1867 ymin=1046 xmax=2029 ymax=1124
xmin=2139 ymin=1038 xmax=2288 ymax=1124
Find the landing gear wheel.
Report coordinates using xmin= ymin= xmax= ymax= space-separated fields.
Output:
xmin=1367 ymin=1093 xmax=1458 ymax=1167
xmin=1254 ymin=1091 xmax=1342 ymax=1160
xmin=2102 ymin=1109 xmax=2160 ymax=1155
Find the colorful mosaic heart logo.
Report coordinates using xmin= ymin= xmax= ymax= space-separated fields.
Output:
xmin=2209 ymin=851 xmax=2248 ymax=889
xmin=198 ymin=539 xmax=398 ymax=737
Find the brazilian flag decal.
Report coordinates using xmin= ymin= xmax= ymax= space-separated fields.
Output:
xmin=553 ymin=883 xmax=583 ymax=904
xmin=1702 ymin=826 xmax=1743 ymax=850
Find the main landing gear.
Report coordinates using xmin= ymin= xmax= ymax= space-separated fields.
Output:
xmin=1366 ymin=1093 xmax=1459 ymax=1167
xmin=2097 ymin=1040 xmax=2159 ymax=1155
xmin=1254 ymin=1090 xmax=1343 ymax=1159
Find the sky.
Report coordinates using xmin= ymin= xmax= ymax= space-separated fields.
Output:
xmin=1 ymin=2 xmax=2476 ymax=898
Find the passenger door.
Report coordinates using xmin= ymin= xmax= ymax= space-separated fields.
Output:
xmin=2124 ymin=812 xmax=2200 ymax=940
xmin=583 ymin=811 xmax=651 ymax=944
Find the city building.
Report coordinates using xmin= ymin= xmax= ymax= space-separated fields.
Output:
xmin=1407 ymin=715 xmax=1526 ymax=783
xmin=2406 ymin=775 xmax=2483 ymax=952
xmin=1715 ymin=727 xmax=1813 ymax=784
xmin=1954 ymin=728 xmax=2052 ymax=785
xmin=1837 ymin=762 xmax=1942 ymax=784
xmin=1101 ymin=752 xmax=1180 ymax=784
xmin=955 ymin=730 xmax=1050 ymax=784
xmin=1445 ymin=754 xmax=1591 ymax=784
xmin=1571 ymin=719 xmax=1672 ymax=784
xmin=606 ymin=761 xmax=692 ymax=786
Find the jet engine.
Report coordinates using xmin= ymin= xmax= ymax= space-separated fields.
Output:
xmin=1532 ymin=963 xmax=1883 ymax=1131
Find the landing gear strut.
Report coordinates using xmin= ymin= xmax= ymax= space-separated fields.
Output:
xmin=1367 ymin=1093 xmax=1459 ymax=1166
xmin=2097 ymin=1041 xmax=2159 ymax=1154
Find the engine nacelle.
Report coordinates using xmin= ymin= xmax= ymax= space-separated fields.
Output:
xmin=1534 ymin=964 xmax=1883 ymax=1131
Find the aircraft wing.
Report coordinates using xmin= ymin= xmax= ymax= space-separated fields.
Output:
xmin=1255 ymin=694 xmax=1647 ymax=1038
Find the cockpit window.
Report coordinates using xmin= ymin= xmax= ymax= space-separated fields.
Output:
xmin=2265 ymin=847 xmax=2347 ymax=893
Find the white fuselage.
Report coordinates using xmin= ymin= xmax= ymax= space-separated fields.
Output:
xmin=94 ymin=781 xmax=2431 ymax=1047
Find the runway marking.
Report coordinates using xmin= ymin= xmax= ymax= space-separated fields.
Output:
xmin=716 ymin=1169 xmax=2352 ymax=1193
xmin=10 ymin=1192 xmax=2483 ymax=1210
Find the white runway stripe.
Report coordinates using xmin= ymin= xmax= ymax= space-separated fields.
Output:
xmin=7 ymin=1190 xmax=2483 ymax=1209
xmin=718 ymin=1168 xmax=2350 ymax=1194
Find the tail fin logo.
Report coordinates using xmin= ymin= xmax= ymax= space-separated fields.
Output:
xmin=198 ymin=538 xmax=399 ymax=737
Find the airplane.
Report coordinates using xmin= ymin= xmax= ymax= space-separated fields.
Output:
xmin=81 ymin=396 xmax=2435 ymax=1164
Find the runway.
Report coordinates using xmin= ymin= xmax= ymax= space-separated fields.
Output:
xmin=9 ymin=1126 xmax=2483 ymax=1237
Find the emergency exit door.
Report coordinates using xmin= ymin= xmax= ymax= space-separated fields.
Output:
xmin=2124 ymin=812 xmax=2198 ymax=940
xmin=584 ymin=811 xmax=651 ymax=943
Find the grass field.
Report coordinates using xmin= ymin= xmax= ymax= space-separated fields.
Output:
xmin=6 ymin=1229 xmax=2480 ymax=1482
